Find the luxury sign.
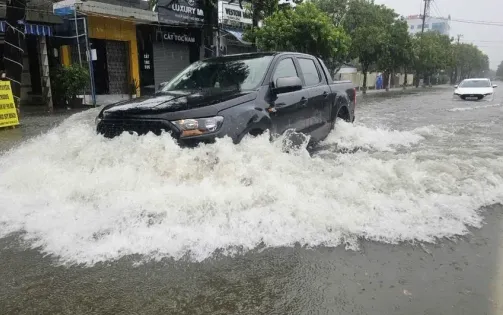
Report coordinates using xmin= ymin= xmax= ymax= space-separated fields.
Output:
xmin=157 ymin=0 xmax=205 ymax=26
xmin=171 ymin=4 xmax=203 ymax=17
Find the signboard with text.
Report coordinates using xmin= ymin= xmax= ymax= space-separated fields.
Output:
xmin=0 ymin=81 xmax=20 ymax=128
xmin=156 ymin=29 xmax=198 ymax=44
xmin=157 ymin=0 xmax=206 ymax=27
xmin=221 ymin=3 xmax=252 ymax=25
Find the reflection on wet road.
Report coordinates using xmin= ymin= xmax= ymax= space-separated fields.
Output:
xmin=1 ymin=86 xmax=502 ymax=314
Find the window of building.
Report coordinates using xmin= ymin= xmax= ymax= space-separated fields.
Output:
xmin=410 ymin=25 xmax=415 ymax=29
xmin=298 ymin=58 xmax=321 ymax=86
xmin=272 ymin=58 xmax=298 ymax=83
xmin=432 ymin=23 xmax=444 ymax=31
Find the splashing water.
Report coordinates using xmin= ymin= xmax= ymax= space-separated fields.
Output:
xmin=0 ymin=109 xmax=502 ymax=266
xmin=448 ymin=103 xmax=502 ymax=112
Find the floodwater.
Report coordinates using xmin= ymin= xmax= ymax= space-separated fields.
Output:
xmin=0 ymin=87 xmax=502 ymax=314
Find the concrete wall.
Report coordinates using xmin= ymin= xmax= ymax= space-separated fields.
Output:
xmin=338 ymin=72 xmax=415 ymax=90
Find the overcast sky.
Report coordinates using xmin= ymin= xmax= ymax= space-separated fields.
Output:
xmin=374 ymin=0 xmax=503 ymax=70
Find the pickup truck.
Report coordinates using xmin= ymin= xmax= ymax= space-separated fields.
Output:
xmin=95 ymin=52 xmax=356 ymax=146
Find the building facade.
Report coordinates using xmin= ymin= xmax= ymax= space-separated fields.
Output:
xmin=217 ymin=0 xmax=254 ymax=55
xmin=406 ymin=15 xmax=451 ymax=36
xmin=52 ymin=0 xmax=158 ymax=105
xmin=0 ymin=3 xmax=63 ymax=108
xmin=137 ymin=0 xmax=206 ymax=94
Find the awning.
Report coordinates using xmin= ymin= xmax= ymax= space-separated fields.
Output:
xmin=222 ymin=28 xmax=251 ymax=45
xmin=0 ymin=21 xmax=53 ymax=36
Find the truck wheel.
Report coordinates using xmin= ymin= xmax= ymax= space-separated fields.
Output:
xmin=331 ymin=107 xmax=351 ymax=131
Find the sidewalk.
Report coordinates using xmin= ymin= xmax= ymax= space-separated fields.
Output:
xmin=19 ymin=104 xmax=94 ymax=118
xmin=357 ymin=85 xmax=451 ymax=98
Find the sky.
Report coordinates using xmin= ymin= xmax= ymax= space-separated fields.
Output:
xmin=374 ymin=0 xmax=503 ymax=70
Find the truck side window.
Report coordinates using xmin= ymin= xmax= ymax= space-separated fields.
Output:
xmin=298 ymin=58 xmax=321 ymax=86
xmin=272 ymin=58 xmax=298 ymax=85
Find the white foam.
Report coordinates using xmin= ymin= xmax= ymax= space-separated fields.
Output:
xmin=322 ymin=120 xmax=425 ymax=152
xmin=1 ymin=110 xmax=502 ymax=266
xmin=448 ymin=103 xmax=502 ymax=112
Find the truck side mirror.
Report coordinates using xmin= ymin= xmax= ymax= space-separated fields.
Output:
xmin=272 ymin=76 xmax=302 ymax=94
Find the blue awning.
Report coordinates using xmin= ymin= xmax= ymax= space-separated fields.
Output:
xmin=0 ymin=21 xmax=53 ymax=36
xmin=223 ymin=28 xmax=251 ymax=45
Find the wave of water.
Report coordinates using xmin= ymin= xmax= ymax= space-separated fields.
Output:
xmin=1 ymin=109 xmax=502 ymax=266
xmin=448 ymin=103 xmax=502 ymax=112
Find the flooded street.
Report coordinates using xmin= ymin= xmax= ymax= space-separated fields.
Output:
xmin=1 ymin=87 xmax=502 ymax=314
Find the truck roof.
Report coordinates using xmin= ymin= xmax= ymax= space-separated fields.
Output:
xmin=203 ymin=52 xmax=321 ymax=62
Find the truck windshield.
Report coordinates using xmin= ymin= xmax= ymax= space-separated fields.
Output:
xmin=160 ymin=55 xmax=273 ymax=92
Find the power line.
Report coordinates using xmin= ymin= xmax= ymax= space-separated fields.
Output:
xmin=462 ymin=39 xmax=503 ymax=43
xmin=450 ymin=18 xmax=503 ymax=26
xmin=5 ymin=2 xmax=503 ymax=29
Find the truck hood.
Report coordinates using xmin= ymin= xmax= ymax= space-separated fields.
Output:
xmin=102 ymin=89 xmax=257 ymax=115
xmin=455 ymin=87 xmax=493 ymax=95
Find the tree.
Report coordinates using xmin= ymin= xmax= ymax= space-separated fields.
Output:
xmin=411 ymin=32 xmax=453 ymax=87
xmin=377 ymin=17 xmax=411 ymax=90
xmin=497 ymin=61 xmax=503 ymax=80
xmin=342 ymin=0 xmax=397 ymax=93
xmin=245 ymin=2 xmax=350 ymax=72
xmin=311 ymin=0 xmax=348 ymax=26
xmin=450 ymin=43 xmax=490 ymax=82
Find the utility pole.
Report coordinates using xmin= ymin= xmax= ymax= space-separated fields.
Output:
xmin=421 ymin=0 xmax=432 ymax=34
xmin=453 ymin=34 xmax=463 ymax=83
xmin=419 ymin=0 xmax=432 ymax=87
xmin=456 ymin=34 xmax=463 ymax=44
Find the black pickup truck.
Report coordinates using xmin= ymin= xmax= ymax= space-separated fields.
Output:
xmin=96 ymin=52 xmax=356 ymax=146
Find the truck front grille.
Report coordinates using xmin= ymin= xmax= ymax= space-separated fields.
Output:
xmin=97 ymin=119 xmax=178 ymax=139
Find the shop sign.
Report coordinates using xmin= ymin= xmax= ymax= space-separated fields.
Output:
xmin=157 ymin=0 xmax=205 ymax=27
xmin=0 ymin=81 xmax=19 ymax=128
xmin=143 ymin=53 xmax=152 ymax=70
xmin=222 ymin=3 xmax=252 ymax=25
xmin=162 ymin=32 xmax=196 ymax=43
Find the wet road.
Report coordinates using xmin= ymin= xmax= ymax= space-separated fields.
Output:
xmin=1 ymin=86 xmax=503 ymax=314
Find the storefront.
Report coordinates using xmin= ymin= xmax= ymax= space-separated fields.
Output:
xmin=137 ymin=24 xmax=202 ymax=94
xmin=135 ymin=0 xmax=207 ymax=94
xmin=86 ymin=15 xmax=140 ymax=98
xmin=0 ymin=20 xmax=59 ymax=106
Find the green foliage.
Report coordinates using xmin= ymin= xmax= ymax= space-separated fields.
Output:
xmin=51 ymin=64 xmax=89 ymax=104
xmin=129 ymin=78 xmax=140 ymax=98
xmin=245 ymin=2 xmax=350 ymax=72
xmin=377 ymin=18 xmax=412 ymax=74
xmin=245 ymin=0 xmax=280 ymax=27
xmin=310 ymin=0 xmax=348 ymax=26
xmin=451 ymin=43 xmax=489 ymax=79
xmin=411 ymin=32 xmax=453 ymax=76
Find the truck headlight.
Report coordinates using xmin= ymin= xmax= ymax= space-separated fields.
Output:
xmin=95 ymin=116 xmax=102 ymax=126
xmin=172 ymin=116 xmax=224 ymax=137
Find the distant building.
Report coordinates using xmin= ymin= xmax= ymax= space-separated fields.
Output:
xmin=405 ymin=15 xmax=451 ymax=36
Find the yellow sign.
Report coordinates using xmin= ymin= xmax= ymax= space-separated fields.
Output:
xmin=0 ymin=80 xmax=19 ymax=128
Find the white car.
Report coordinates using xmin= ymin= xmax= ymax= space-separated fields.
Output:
xmin=454 ymin=78 xmax=497 ymax=101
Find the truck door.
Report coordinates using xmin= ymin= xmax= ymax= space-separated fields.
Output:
xmin=296 ymin=57 xmax=332 ymax=133
xmin=268 ymin=56 xmax=310 ymax=136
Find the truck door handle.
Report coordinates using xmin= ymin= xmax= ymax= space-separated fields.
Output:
xmin=300 ymin=97 xmax=308 ymax=106
xmin=322 ymin=91 xmax=329 ymax=98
